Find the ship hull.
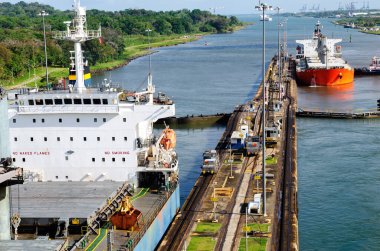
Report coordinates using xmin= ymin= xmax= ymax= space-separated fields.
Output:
xmin=296 ymin=68 xmax=354 ymax=86
xmin=135 ymin=185 xmax=180 ymax=251
xmin=354 ymin=68 xmax=380 ymax=76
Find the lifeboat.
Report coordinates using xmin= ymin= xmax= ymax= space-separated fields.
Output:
xmin=160 ymin=127 xmax=176 ymax=150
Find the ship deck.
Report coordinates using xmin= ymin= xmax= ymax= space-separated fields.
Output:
xmin=8 ymin=181 xmax=175 ymax=250
xmin=0 ymin=240 xmax=66 ymax=251
xmin=10 ymin=181 xmax=166 ymax=220
xmin=10 ymin=181 xmax=124 ymax=219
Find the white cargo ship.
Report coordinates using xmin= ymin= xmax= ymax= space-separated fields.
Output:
xmin=2 ymin=1 xmax=180 ymax=250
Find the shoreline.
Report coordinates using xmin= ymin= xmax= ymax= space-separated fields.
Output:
xmin=5 ymin=34 xmax=207 ymax=90
xmin=91 ymin=24 xmax=250 ymax=75
xmin=5 ymin=25 xmax=251 ymax=90
xmin=92 ymin=34 xmax=206 ymax=74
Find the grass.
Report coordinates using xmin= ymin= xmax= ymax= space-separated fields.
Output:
xmin=187 ymin=237 xmax=216 ymax=251
xmin=123 ymin=34 xmax=203 ymax=60
xmin=3 ymin=67 xmax=65 ymax=90
xmin=246 ymin=223 xmax=270 ymax=233
xmin=361 ymin=30 xmax=380 ymax=35
xmin=238 ymin=237 xmax=267 ymax=251
xmin=194 ymin=222 xmax=221 ymax=234
xmin=265 ymin=156 xmax=278 ymax=165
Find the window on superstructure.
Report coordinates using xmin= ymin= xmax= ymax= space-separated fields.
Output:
xmin=41 ymin=118 xmax=45 ymax=123
xmin=59 ymin=118 xmax=62 ymax=123
xmin=12 ymin=119 xmax=16 ymax=123
xmin=64 ymin=99 xmax=73 ymax=105
xmin=102 ymin=157 xmax=105 ymax=162
xmin=13 ymin=158 xmax=15 ymax=162
xmin=97 ymin=137 xmax=100 ymax=141
xmin=94 ymin=118 xmax=97 ymax=122
xmin=70 ymin=137 xmax=73 ymax=141
xmin=33 ymin=118 xmax=36 ymax=123
xmin=65 ymin=156 xmax=68 ymax=161
xmin=57 ymin=137 xmax=60 ymax=141
xmin=44 ymin=137 xmax=47 ymax=142
xmin=122 ymin=158 xmax=125 ymax=162
xmin=93 ymin=99 xmax=101 ymax=105
xmin=45 ymin=99 xmax=53 ymax=105
xmin=74 ymin=99 xmax=82 ymax=105
xmin=103 ymin=118 xmax=106 ymax=122
xmin=22 ymin=158 xmax=25 ymax=162
xmin=124 ymin=137 xmax=127 ymax=141
xmin=112 ymin=158 xmax=115 ymax=162
xmin=30 ymin=137 xmax=33 ymax=141
xmin=92 ymin=158 xmax=95 ymax=162
xmin=83 ymin=99 xmax=91 ymax=105
xmin=76 ymin=118 xmax=80 ymax=123
xmin=54 ymin=99 xmax=63 ymax=105
xmin=123 ymin=118 xmax=126 ymax=122
xmin=14 ymin=137 xmax=17 ymax=142
xmin=35 ymin=99 xmax=43 ymax=105
xmin=56 ymin=176 xmax=58 ymax=179
xmin=112 ymin=137 xmax=115 ymax=141
xmin=84 ymin=137 xmax=87 ymax=141
xmin=102 ymin=99 xmax=108 ymax=105
xmin=28 ymin=100 xmax=34 ymax=105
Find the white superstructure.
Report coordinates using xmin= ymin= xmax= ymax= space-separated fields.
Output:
xmin=7 ymin=1 xmax=178 ymax=185
xmin=295 ymin=21 xmax=350 ymax=70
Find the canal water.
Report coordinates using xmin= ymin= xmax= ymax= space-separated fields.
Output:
xmin=94 ymin=16 xmax=380 ymax=250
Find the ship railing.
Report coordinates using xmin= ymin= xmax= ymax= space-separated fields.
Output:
xmin=13 ymin=87 xmax=120 ymax=95
xmin=17 ymin=104 xmax=119 ymax=114
xmin=125 ymin=182 xmax=178 ymax=250
xmin=53 ymin=30 xmax=101 ymax=40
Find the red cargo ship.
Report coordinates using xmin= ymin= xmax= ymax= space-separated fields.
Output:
xmin=295 ymin=21 xmax=354 ymax=86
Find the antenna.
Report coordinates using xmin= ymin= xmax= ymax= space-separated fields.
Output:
xmin=53 ymin=1 xmax=101 ymax=93
xmin=145 ymin=28 xmax=155 ymax=104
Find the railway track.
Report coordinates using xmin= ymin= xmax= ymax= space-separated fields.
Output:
xmin=156 ymin=174 xmax=212 ymax=251
xmin=215 ymin=102 xmax=263 ymax=250
xmin=216 ymin=105 xmax=245 ymax=150
xmin=279 ymin=60 xmax=297 ymax=251
xmin=158 ymin=103 xmax=248 ymax=251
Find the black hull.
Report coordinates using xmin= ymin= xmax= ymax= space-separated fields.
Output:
xmin=354 ymin=68 xmax=380 ymax=76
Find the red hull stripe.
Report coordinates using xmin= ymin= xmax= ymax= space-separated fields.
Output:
xmin=296 ymin=68 xmax=354 ymax=86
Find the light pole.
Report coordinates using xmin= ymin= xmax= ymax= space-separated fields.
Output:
xmin=229 ymin=143 xmax=234 ymax=179
xmin=283 ymin=18 xmax=288 ymax=59
xmin=39 ymin=10 xmax=49 ymax=88
xmin=145 ymin=29 xmax=152 ymax=74
xmin=274 ymin=7 xmax=282 ymax=99
xmin=255 ymin=2 xmax=272 ymax=217
xmin=245 ymin=206 xmax=248 ymax=251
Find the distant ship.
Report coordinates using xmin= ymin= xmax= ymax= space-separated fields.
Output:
xmin=295 ymin=21 xmax=354 ymax=86
xmin=355 ymin=56 xmax=380 ymax=76
xmin=260 ymin=14 xmax=272 ymax=21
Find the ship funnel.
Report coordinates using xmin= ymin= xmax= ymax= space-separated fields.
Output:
xmin=53 ymin=0 xmax=101 ymax=93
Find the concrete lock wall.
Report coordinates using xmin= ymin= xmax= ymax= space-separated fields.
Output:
xmin=0 ymin=94 xmax=11 ymax=240
xmin=0 ymin=94 xmax=10 ymax=158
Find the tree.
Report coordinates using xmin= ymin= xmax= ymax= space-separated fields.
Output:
xmin=153 ymin=18 xmax=172 ymax=35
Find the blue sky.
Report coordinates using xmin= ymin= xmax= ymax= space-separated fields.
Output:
xmin=3 ymin=0 xmax=380 ymax=14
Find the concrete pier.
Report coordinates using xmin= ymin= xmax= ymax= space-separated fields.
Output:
xmin=0 ymin=186 xmax=11 ymax=240
xmin=0 ymin=88 xmax=23 ymax=241
xmin=158 ymin=56 xmax=299 ymax=251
